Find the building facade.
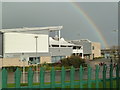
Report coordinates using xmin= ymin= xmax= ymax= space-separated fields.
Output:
xmin=49 ymin=36 xmax=84 ymax=63
xmin=69 ymin=39 xmax=101 ymax=59
xmin=0 ymin=26 xmax=63 ymax=67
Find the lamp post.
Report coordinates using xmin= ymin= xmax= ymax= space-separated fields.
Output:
xmin=34 ymin=36 xmax=39 ymax=82
xmin=21 ymin=53 xmax=26 ymax=83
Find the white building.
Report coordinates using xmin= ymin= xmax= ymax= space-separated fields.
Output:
xmin=0 ymin=26 xmax=63 ymax=66
xmin=0 ymin=26 xmax=84 ymax=66
xmin=49 ymin=36 xmax=84 ymax=63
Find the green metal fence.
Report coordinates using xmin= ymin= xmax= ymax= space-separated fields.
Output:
xmin=2 ymin=64 xmax=120 ymax=89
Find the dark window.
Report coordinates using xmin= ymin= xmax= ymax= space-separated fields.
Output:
xmin=29 ymin=57 xmax=40 ymax=64
xmin=61 ymin=45 xmax=66 ymax=47
xmin=52 ymin=45 xmax=59 ymax=47
xmin=73 ymin=46 xmax=76 ymax=49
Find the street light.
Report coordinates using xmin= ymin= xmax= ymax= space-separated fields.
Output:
xmin=21 ymin=53 xmax=26 ymax=83
xmin=34 ymin=36 xmax=39 ymax=82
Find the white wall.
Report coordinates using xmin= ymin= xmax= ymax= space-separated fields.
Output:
xmin=4 ymin=32 xmax=48 ymax=53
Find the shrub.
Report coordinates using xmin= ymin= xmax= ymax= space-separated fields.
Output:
xmin=58 ymin=55 xmax=85 ymax=68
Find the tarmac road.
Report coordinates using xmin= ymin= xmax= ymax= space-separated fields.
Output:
xmin=7 ymin=58 xmax=118 ymax=83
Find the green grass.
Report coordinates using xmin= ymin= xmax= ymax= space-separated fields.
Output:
xmin=7 ymin=79 xmax=119 ymax=88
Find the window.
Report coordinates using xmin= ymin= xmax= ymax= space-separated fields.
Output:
xmin=73 ymin=46 xmax=76 ymax=49
xmin=51 ymin=56 xmax=65 ymax=63
xmin=61 ymin=45 xmax=66 ymax=47
xmin=92 ymin=46 xmax=94 ymax=50
xmin=29 ymin=57 xmax=40 ymax=64
xmin=52 ymin=45 xmax=59 ymax=47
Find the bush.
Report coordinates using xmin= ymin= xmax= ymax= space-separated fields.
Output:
xmin=93 ymin=57 xmax=104 ymax=59
xmin=55 ymin=56 xmax=85 ymax=68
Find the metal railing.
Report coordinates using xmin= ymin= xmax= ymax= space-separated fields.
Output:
xmin=2 ymin=64 xmax=120 ymax=88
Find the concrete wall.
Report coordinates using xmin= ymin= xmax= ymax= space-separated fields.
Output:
xmin=0 ymin=58 xmax=2 ymax=68
xmin=0 ymin=33 xmax=3 ymax=57
xmin=92 ymin=42 xmax=101 ymax=58
xmin=4 ymin=52 xmax=50 ymax=58
xmin=40 ymin=56 xmax=51 ymax=64
xmin=0 ymin=56 xmax=52 ymax=67
xmin=0 ymin=58 xmax=29 ymax=67
xmin=70 ymin=40 xmax=92 ymax=54
xmin=49 ymin=47 xmax=72 ymax=56
xmin=79 ymin=41 xmax=92 ymax=54
xmin=4 ymin=32 xmax=49 ymax=54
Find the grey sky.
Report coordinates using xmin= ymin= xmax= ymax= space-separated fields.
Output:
xmin=0 ymin=2 xmax=2 ymax=29
xmin=2 ymin=2 xmax=118 ymax=48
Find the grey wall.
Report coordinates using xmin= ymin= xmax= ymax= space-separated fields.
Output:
xmin=70 ymin=40 xmax=92 ymax=54
xmin=0 ymin=2 xmax=2 ymax=29
xmin=79 ymin=41 xmax=92 ymax=54
xmin=49 ymin=47 xmax=72 ymax=56
xmin=4 ymin=52 xmax=51 ymax=58
xmin=0 ymin=33 xmax=3 ymax=57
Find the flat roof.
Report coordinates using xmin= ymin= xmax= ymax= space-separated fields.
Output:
xmin=0 ymin=26 xmax=63 ymax=33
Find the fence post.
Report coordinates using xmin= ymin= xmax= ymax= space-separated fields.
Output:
xmin=95 ymin=65 xmax=99 ymax=89
xmin=50 ymin=67 xmax=55 ymax=88
xmin=116 ymin=64 xmax=119 ymax=89
xmin=70 ymin=66 xmax=75 ymax=88
xmin=61 ymin=66 xmax=65 ymax=88
xmin=103 ymin=64 xmax=107 ymax=88
xmin=87 ymin=65 xmax=92 ymax=88
xmin=2 ymin=68 xmax=7 ymax=88
xmin=79 ymin=65 xmax=83 ymax=89
xmin=39 ymin=67 xmax=45 ymax=88
xmin=110 ymin=64 xmax=113 ymax=88
xmin=14 ymin=67 xmax=21 ymax=88
xmin=28 ymin=67 xmax=34 ymax=88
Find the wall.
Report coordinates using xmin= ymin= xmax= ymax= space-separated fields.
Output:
xmin=49 ymin=47 xmax=72 ymax=56
xmin=40 ymin=56 xmax=51 ymax=64
xmin=0 ymin=58 xmax=29 ymax=67
xmin=92 ymin=42 xmax=101 ymax=58
xmin=0 ymin=56 xmax=52 ymax=67
xmin=0 ymin=58 xmax=2 ymax=68
xmin=79 ymin=41 xmax=92 ymax=54
xmin=0 ymin=33 xmax=3 ymax=57
xmin=70 ymin=40 xmax=92 ymax=54
xmin=4 ymin=32 xmax=49 ymax=54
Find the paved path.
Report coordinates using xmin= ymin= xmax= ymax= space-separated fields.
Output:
xmin=85 ymin=58 xmax=111 ymax=69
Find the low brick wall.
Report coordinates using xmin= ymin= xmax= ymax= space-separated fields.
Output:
xmin=0 ymin=58 xmax=29 ymax=67
xmin=40 ymin=56 xmax=51 ymax=64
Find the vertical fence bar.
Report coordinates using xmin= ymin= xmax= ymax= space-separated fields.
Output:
xmin=95 ymin=65 xmax=99 ymax=89
xmin=39 ymin=67 xmax=45 ymax=88
xmin=50 ymin=67 xmax=55 ymax=88
xmin=116 ymin=64 xmax=119 ymax=89
xmin=87 ymin=65 xmax=92 ymax=88
xmin=103 ymin=64 xmax=107 ymax=88
xmin=61 ymin=66 xmax=65 ymax=88
xmin=79 ymin=66 xmax=83 ymax=89
xmin=70 ymin=66 xmax=75 ymax=88
xmin=28 ymin=67 xmax=34 ymax=88
xmin=110 ymin=64 xmax=113 ymax=88
xmin=14 ymin=68 xmax=21 ymax=88
xmin=2 ymin=68 xmax=7 ymax=88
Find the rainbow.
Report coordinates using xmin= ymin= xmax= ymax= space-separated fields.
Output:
xmin=69 ymin=2 xmax=108 ymax=48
